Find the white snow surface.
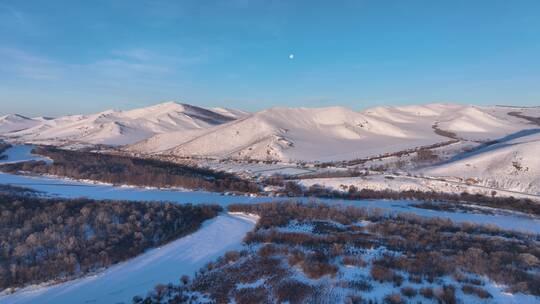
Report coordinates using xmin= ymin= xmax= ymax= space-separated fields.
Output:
xmin=0 ymin=213 xmax=257 ymax=304
xmin=424 ymin=130 xmax=540 ymax=194
xmin=0 ymin=102 xmax=242 ymax=146
xmin=129 ymin=103 xmax=537 ymax=161
xmin=0 ymin=114 xmax=42 ymax=133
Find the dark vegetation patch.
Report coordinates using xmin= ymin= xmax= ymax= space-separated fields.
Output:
xmin=461 ymin=284 xmax=492 ymax=299
xmin=411 ymin=148 xmax=439 ymax=163
xmin=432 ymin=123 xmax=459 ymax=140
xmin=0 ymin=146 xmax=259 ymax=193
xmin=137 ymin=201 xmax=540 ymax=303
xmin=0 ymin=193 xmax=221 ymax=290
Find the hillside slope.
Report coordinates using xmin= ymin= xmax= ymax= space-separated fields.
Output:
xmin=1 ymin=102 xmax=243 ymax=146
xmin=0 ymin=114 xmax=42 ymax=133
xmin=424 ymin=130 xmax=540 ymax=194
xmin=129 ymin=104 xmax=537 ymax=162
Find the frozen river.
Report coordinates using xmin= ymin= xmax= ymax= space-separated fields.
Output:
xmin=0 ymin=145 xmax=539 ymax=234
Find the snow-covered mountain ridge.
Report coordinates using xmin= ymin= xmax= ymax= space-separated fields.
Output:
xmin=129 ymin=103 xmax=539 ymax=162
xmin=2 ymin=102 xmax=539 ymax=164
xmin=0 ymin=102 xmax=247 ymax=146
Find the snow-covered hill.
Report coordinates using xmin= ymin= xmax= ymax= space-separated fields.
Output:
xmin=364 ymin=103 xmax=533 ymax=141
xmin=3 ymin=102 xmax=538 ymax=163
xmin=129 ymin=103 xmax=537 ymax=162
xmin=0 ymin=114 xmax=42 ymax=133
xmin=0 ymin=102 xmax=245 ymax=146
xmin=424 ymin=129 xmax=540 ymax=194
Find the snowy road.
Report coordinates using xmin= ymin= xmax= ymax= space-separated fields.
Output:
xmin=0 ymin=213 xmax=257 ymax=304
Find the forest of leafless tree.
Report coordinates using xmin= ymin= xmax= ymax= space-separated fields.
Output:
xmin=0 ymin=193 xmax=221 ymax=290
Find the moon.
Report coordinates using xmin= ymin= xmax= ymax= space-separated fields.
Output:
xmin=289 ymin=53 xmax=294 ymax=59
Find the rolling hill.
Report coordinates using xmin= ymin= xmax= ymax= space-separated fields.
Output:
xmin=129 ymin=103 xmax=537 ymax=162
xmin=0 ymin=102 xmax=245 ymax=146
xmin=0 ymin=114 xmax=43 ymax=133
xmin=424 ymin=130 xmax=540 ymax=194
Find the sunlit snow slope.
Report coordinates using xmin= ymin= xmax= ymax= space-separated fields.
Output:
xmin=0 ymin=102 xmax=245 ymax=146
xmin=424 ymin=130 xmax=540 ymax=194
xmin=0 ymin=115 xmax=42 ymax=133
xmin=129 ymin=103 xmax=538 ymax=162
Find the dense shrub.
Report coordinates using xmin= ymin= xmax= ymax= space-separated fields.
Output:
xmin=371 ymin=265 xmax=396 ymax=283
xmin=400 ymin=286 xmax=417 ymax=298
xmin=419 ymin=287 xmax=434 ymax=299
xmin=383 ymin=293 xmax=405 ymax=304
xmin=434 ymin=285 xmax=457 ymax=304
xmin=300 ymin=258 xmax=338 ymax=279
xmin=274 ymin=280 xmax=313 ymax=304
xmin=461 ymin=284 xmax=492 ymax=299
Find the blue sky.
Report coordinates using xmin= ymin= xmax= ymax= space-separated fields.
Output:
xmin=1 ymin=0 xmax=539 ymax=116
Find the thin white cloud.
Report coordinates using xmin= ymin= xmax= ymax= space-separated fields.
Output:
xmin=0 ymin=47 xmax=206 ymax=84
xmin=0 ymin=48 xmax=60 ymax=80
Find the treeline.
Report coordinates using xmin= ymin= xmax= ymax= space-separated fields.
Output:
xmin=0 ymin=193 xmax=222 ymax=290
xmin=432 ymin=123 xmax=459 ymax=140
xmin=277 ymin=181 xmax=540 ymax=216
xmin=0 ymin=141 xmax=11 ymax=160
xmin=137 ymin=202 xmax=540 ymax=303
xmin=0 ymin=146 xmax=260 ymax=193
